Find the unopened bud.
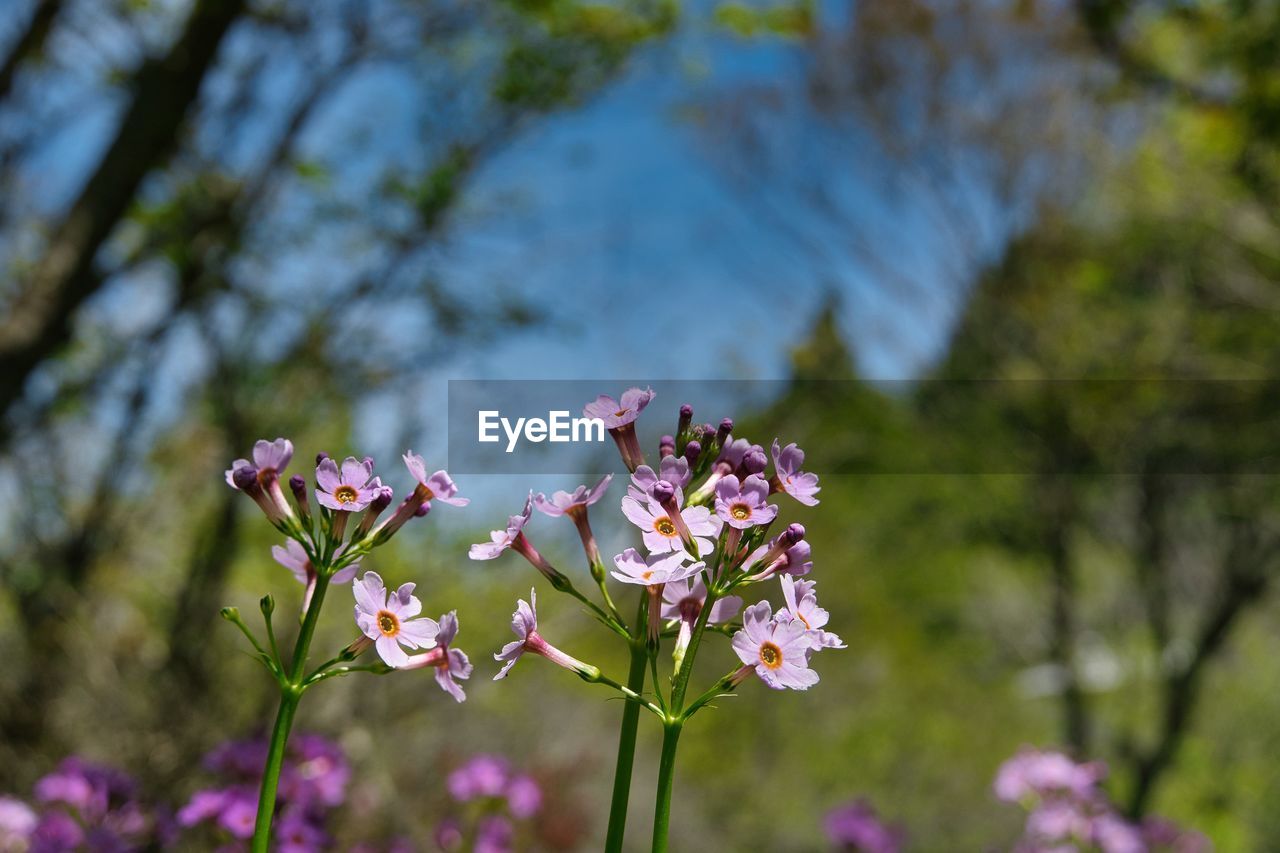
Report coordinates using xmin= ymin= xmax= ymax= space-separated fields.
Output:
xmin=715 ymin=418 xmax=733 ymax=446
xmin=659 ymin=435 xmax=676 ymax=458
xmin=741 ymin=447 xmax=768 ymax=476
xmin=683 ymin=440 xmax=702 ymax=466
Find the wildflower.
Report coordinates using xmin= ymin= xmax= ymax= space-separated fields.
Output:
xmin=400 ymin=611 xmax=473 ymax=702
xmin=745 ymin=524 xmax=810 ymax=578
xmin=771 ymin=439 xmax=821 ymax=505
xmin=506 ymin=774 xmax=542 ymax=819
xmin=315 ymin=456 xmax=381 ymax=512
xmin=224 ymin=437 xmax=294 ymax=488
xmin=275 ymin=810 xmax=330 ymax=853
xmin=474 ymin=815 xmax=515 ymax=853
xmin=494 ymin=590 xmax=595 ymax=680
xmin=0 ymin=797 xmax=36 ymax=850
xmin=402 ymin=452 xmax=469 ymax=507
xmin=469 ymin=493 xmax=534 ymax=560
xmin=353 ymin=572 xmax=440 ymax=667
xmin=583 ymin=387 xmax=655 ymax=471
xmin=714 ymin=474 xmax=778 ymax=529
xmin=661 ymin=577 xmax=742 ymax=626
xmin=620 ymin=492 xmax=720 ymax=557
xmin=271 ymin=539 xmax=358 ymax=611
xmin=730 ymin=601 xmax=819 ymax=690
xmin=627 ymin=457 xmax=691 ymax=500
xmin=611 ymin=548 xmax=703 ymax=587
xmin=779 ymin=575 xmax=845 ymax=649
xmin=994 ymin=749 xmax=1106 ymax=803
xmin=226 ymin=438 xmax=297 ymax=525
xmin=448 ymin=755 xmax=510 ymax=800
xmin=824 ymin=799 xmax=904 ymax=853
xmin=533 ymin=473 xmax=613 ymax=517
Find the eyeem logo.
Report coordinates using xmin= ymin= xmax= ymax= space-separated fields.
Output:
xmin=478 ymin=410 xmax=606 ymax=453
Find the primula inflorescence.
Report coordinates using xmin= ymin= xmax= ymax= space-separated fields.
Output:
xmin=221 ymin=440 xmax=471 ymax=851
xmin=469 ymin=387 xmax=840 ymax=852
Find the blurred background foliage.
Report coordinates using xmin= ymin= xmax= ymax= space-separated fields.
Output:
xmin=3 ymin=0 xmax=1280 ymax=849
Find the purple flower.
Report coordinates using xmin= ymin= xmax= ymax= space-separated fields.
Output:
xmin=274 ymin=809 xmax=330 ymax=853
xmin=506 ymin=774 xmax=542 ymax=819
xmin=731 ymin=600 xmax=819 ymax=690
xmin=448 ymin=755 xmax=510 ymax=801
xmin=287 ymin=734 xmax=350 ymax=809
xmin=224 ymin=438 xmax=294 ymax=488
xmin=271 ymin=540 xmax=358 ymax=611
xmin=824 ymin=799 xmax=904 ymax=853
xmin=402 ymin=452 xmax=469 ymax=507
xmin=611 ymin=548 xmax=702 ymax=587
xmin=474 ymin=815 xmax=514 ymax=853
xmin=660 ymin=577 xmax=742 ymax=625
xmin=620 ymin=494 xmax=721 ymax=557
xmin=533 ymin=473 xmax=613 ymax=517
xmin=0 ymin=797 xmax=36 ymax=848
xmin=176 ymin=789 xmax=228 ymax=827
xmin=493 ymin=589 xmax=593 ymax=680
xmin=582 ymin=387 xmax=655 ymax=429
xmin=31 ymin=811 xmax=85 ymax=849
xmin=994 ymin=749 xmax=1106 ymax=803
xmin=315 ymin=456 xmax=381 ymax=512
xmin=216 ymin=790 xmax=257 ymax=839
xmin=401 ymin=611 xmax=473 ymax=702
xmin=779 ymin=575 xmax=845 ymax=649
xmin=714 ymin=474 xmax=778 ymax=529
xmin=469 ymin=493 xmax=534 ymax=560
xmin=353 ymin=571 xmax=440 ymax=667
xmin=771 ymin=439 xmax=820 ymax=505
xmin=627 ymin=457 xmax=691 ymax=500
xmin=746 ymin=530 xmax=812 ymax=578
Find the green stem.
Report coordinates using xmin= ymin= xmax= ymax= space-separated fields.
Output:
xmin=605 ymin=596 xmax=650 ymax=853
xmin=250 ymin=571 xmax=331 ymax=852
xmin=650 ymin=721 xmax=683 ymax=853
xmin=649 ymin=586 xmax=717 ymax=853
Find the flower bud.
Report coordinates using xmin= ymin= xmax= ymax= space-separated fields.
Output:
xmin=741 ymin=446 xmax=768 ymax=476
xmin=783 ymin=523 xmax=806 ymax=546
xmin=715 ymin=418 xmax=734 ymax=446
xmin=683 ymin=440 xmax=702 ymax=466
xmin=315 ymin=452 xmax=329 ymax=466
xmin=232 ymin=465 xmax=261 ymax=493
xmin=651 ymin=480 xmax=676 ymax=506
xmin=677 ymin=404 xmax=693 ymax=438
xmin=659 ymin=434 xmax=676 ymax=458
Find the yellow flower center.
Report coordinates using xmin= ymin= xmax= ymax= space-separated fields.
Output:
xmin=376 ymin=610 xmax=400 ymax=637
xmin=641 ymin=570 xmax=654 ymax=581
xmin=759 ymin=641 xmax=783 ymax=670
xmin=654 ymin=517 xmax=677 ymax=537
xmin=614 ymin=408 xmax=629 ymax=418
xmin=730 ymin=503 xmax=751 ymax=520
xmin=334 ymin=485 xmax=359 ymax=504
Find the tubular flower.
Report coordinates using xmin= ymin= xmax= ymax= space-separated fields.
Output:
xmin=770 ymin=439 xmax=820 ymax=506
xmin=400 ymin=611 xmax=473 ymax=702
xmin=731 ymin=600 xmax=819 ymax=690
xmin=714 ymin=474 xmax=778 ymax=529
xmin=779 ymin=575 xmax=845 ymax=649
xmin=620 ymin=493 xmax=721 ymax=557
xmin=610 ymin=548 xmax=703 ymax=587
xmin=315 ymin=457 xmax=381 ymax=512
xmin=493 ymin=589 xmax=594 ymax=680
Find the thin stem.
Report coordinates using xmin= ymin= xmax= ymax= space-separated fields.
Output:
xmin=303 ymin=663 xmax=390 ymax=686
xmin=250 ymin=571 xmax=332 ymax=852
xmin=650 ymin=721 xmax=683 ymax=853
xmin=605 ymin=597 xmax=650 ymax=853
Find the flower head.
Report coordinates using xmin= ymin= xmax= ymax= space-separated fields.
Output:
xmin=611 ymin=548 xmax=703 ymax=587
xmin=660 ymin=577 xmax=742 ymax=625
xmin=224 ymin=438 xmax=294 ymax=488
xmin=533 ymin=473 xmax=612 ymax=517
xmin=995 ymin=749 xmax=1107 ymax=803
xmin=771 ymin=439 xmax=820 ymax=505
xmin=779 ymin=575 xmax=845 ymax=649
xmin=628 ymin=457 xmax=691 ymax=501
xmin=353 ymin=571 xmax=440 ymax=667
xmin=493 ymin=590 xmax=593 ymax=680
xmin=824 ymin=800 xmax=904 ymax=853
xmin=731 ymin=600 xmax=819 ymax=690
xmin=0 ymin=797 xmax=36 ymax=849
xmin=714 ymin=474 xmax=778 ymax=529
xmin=582 ymin=387 xmax=655 ymax=429
xmin=401 ymin=611 xmax=473 ymax=702
xmin=470 ymin=493 xmax=534 ymax=560
xmin=403 ymin=452 xmax=469 ymax=507
xmin=315 ymin=456 xmax=381 ymax=512
xmin=620 ymin=494 xmax=721 ymax=556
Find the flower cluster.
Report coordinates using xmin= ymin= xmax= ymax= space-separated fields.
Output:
xmin=470 ymin=388 xmax=839 ymax=851
xmin=995 ymin=748 xmax=1210 ymax=852
xmin=0 ymin=758 xmax=163 ymax=852
xmin=824 ymin=799 xmax=905 ymax=853
xmin=434 ymin=755 xmax=544 ymax=853
xmin=222 ymin=439 xmax=472 ymax=846
xmin=178 ymin=734 xmax=349 ymax=850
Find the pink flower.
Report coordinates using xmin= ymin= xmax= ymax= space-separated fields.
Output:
xmin=660 ymin=577 xmax=742 ymax=625
xmin=224 ymin=437 xmax=294 ymax=487
xmin=400 ymin=611 xmax=473 ymax=702
xmin=352 ymin=572 xmax=440 ymax=667
xmin=994 ymin=749 xmax=1106 ymax=803
xmin=620 ymin=494 xmax=721 ymax=557
xmin=779 ymin=575 xmax=845 ymax=649
xmin=745 ymin=526 xmax=812 ymax=578
xmin=771 ymin=439 xmax=820 ymax=505
xmin=402 ymin=452 xmax=469 ymax=507
xmin=272 ymin=539 xmax=358 ymax=612
xmin=611 ymin=548 xmax=703 ymax=587
xmin=582 ymin=387 xmax=655 ymax=429
xmin=315 ymin=456 xmax=381 ymax=512
xmin=0 ymin=797 xmax=36 ymax=848
xmin=627 ymin=457 xmax=691 ymax=501
xmin=731 ymin=600 xmax=819 ymax=690
xmin=506 ymin=774 xmax=542 ymax=819
xmin=493 ymin=589 xmax=593 ymax=680
xmin=533 ymin=473 xmax=612 ymax=517
xmin=470 ymin=493 xmax=534 ymax=560
xmin=714 ymin=474 xmax=778 ymax=529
